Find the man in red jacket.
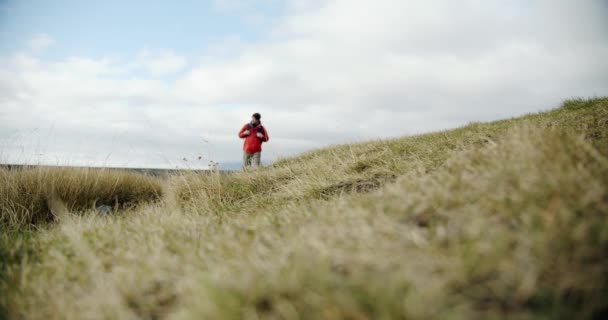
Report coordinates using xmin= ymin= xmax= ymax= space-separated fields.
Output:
xmin=238 ymin=113 xmax=269 ymax=169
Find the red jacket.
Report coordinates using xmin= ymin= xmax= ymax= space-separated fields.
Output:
xmin=239 ymin=123 xmax=269 ymax=153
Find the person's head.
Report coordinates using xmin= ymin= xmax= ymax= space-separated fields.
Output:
xmin=251 ymin=113 xmax=261 ymax=125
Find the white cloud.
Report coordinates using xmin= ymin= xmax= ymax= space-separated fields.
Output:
xmin=27 ymin=33 xmax=54 ymax=52
xmin=136 ymin=49 xmax=187 ymax=76
xmin=1 ymin=0 xmax=607 ymax=168
xmin=178 ymin=0 xmax=608 ymax=125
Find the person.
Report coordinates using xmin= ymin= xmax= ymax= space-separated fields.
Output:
xmin=238 ymin=113 xmax=269 ymax=169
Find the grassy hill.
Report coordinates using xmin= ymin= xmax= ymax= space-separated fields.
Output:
xmin=1 ymin=97 xmax=607 ymax=319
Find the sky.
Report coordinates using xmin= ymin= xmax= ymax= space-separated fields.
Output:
xmin=0 ymin=0 xmax=607 ymax=169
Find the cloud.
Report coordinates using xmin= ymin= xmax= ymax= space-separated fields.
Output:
xmin=1 ymin=0 xmax=607 ymax=168
xmin=178 ymin=0 xmax=608 ymax=125
xmin=136 ymin=49 xmax=187 ymax=76
xmin=27 ymin=33 xmax=54 ymax=52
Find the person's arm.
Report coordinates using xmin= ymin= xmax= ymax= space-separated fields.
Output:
xmin=261 ymin=127 xmax=269 ymax=142
xmin=238 ymin=125 xmax=250 ymax=138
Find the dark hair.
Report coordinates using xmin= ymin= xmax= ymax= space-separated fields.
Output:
xmin=252 ymin=113 xmax=261 ymax=120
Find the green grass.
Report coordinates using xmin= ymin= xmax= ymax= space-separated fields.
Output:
xmin=0 ymin=97 xmax=607 ymax=319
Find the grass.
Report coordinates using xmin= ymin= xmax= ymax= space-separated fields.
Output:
xmin=0 ymin=97 xmax=607 ymax=319
xmin=0 ymin=167 xmax=163 ymax=229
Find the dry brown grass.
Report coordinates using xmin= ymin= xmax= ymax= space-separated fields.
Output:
xmin=0 ymin=167 xmax=163 ymax=229
xmin=0 ymin=97 xmax=607 ymax=319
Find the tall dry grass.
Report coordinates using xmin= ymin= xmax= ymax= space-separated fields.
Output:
xmin=0 ymin=167 xmax=163 ymax=229
xmin=0 ymin=97 xmax=606 ymax=319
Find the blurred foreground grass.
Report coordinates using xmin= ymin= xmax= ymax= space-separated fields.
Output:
xmin=0 ymin=97 xmax=607 ymax=319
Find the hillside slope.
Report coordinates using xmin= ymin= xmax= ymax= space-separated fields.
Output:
xmin=1 ymin=98 xmax=607 ymax=320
